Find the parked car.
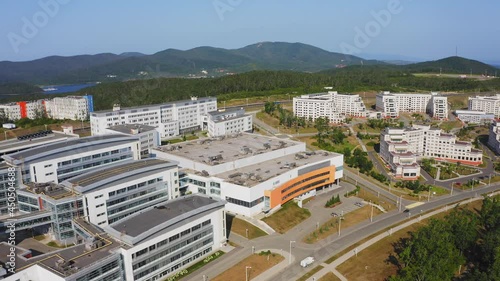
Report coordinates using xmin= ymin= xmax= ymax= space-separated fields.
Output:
xmin=331 ymin=212 xmax=338 ymax=217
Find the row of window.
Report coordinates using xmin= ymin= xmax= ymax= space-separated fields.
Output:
xmin=225 ymin=196 xmax=264 ymax=208
xmin=133 ymin=219 xmax=211 ymax=260
xmin=281 ymin=171 xmax=330 ymax=194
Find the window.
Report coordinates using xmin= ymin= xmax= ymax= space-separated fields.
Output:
xmin=95 ymin=194 xmax=103 ymax=199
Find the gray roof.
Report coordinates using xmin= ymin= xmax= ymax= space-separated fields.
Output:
xmin=2 ymin=135 xmax=138 ymax=165
xmin=65 ymin=159 xmax=177 ymax=193
xmin=108 ymin=194 xmax=225 ymax=245
xmin=91 ymin=97 xmax=217 ymax=115
xmin=0 ymin=131 xmax=77 ymax=155
xmin=154 ymin=133 xmax=302 ymax=165
xmin=106 ymin=123 xmax=157 ymax=135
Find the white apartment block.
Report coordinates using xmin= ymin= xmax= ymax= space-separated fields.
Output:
xmin=455 ymin=110 xmax=495 ymax=124
xmin=293 ymin=91 xmax=367 ymax=123
xmin=376 ymin=91 xmax=448 ymax=119
xmin=468 ymin=94 xmax=500 ymax=117
xmin=380 ymin=125 xmax=482 ymax=179
xmin=205 ymin=108 xmax=253 ymax=137
xmin=90 ymin=97 xmax=217 ymax=138
xmin=487 ymin=119 xmax=500 ymax=155
xmin=44 ymin=95 xmax=94 ymax=120
xmin=0 ymin=100 xmax=44 ymax=120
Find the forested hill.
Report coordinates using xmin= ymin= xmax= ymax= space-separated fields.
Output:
xmin=0 ymin=42 xmax=377 ymax=84
xmin=59 ymin=69 xmax=500 ymax=111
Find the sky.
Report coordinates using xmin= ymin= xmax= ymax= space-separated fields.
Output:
xmin=1 ymin=0 xmax=499 ymax=63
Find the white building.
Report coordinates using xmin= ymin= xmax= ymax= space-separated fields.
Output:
xmin=0 ymin=100 xmax=44 ymax=120
xmin=468 ymin=94 xmax=500 ymax=117
xmin=455 ymin=110 xmax=495 ymax=124
xmin=375 ymin=91 xmax=448 ymax=119
xmin=206 ymin=108 xmax=253 ymax=137
xmin=152 ymin=133 xmax=344 ymax=216
xmin=90 ymin=97 xmax=217 ymax=138
xmin=487 ymin=119 xmax=500 ymax=155
xmin=2 ymin=135 xmax=141 ymax=184
xmin=44 ymin=95 xmax=94 ymax=120
xmin=107 ymin=195 xmax=226 ymax=281
xmin=380 ymin=125 xmax=483 ymax=179
xmin=293 ymin=91 xmax=367 ymax=123
xmin=105 ymin=124 xmax=160 ymax=155
xmin=0 ymin=96 xmax=93 ymax=121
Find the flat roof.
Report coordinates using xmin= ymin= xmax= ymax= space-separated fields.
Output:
xmin=3 ymin=135 xmax=138 ymax=164
xmin=66 ymin=159 xmax=176 ymax=191
xmin=106 ymin=123 xmax=157 ymax=134
xmin=92 ymin=96 xmax=216 ymax=115
xmin=7 ymin=234 xmax=122 ymax=278
xmin=213 ymin=150 xmax=340 ymax=187
xmin=109 ymin=194 xmax=225 ymax=244
xmin=154 ymin=133 xmax=302 ymax=165
xmin=22 ymin=182 xmax=76 ymax=200
xmin=0 ymin=131 xmax=77 ymax=155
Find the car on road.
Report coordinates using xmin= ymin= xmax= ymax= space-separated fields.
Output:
xmin=331 ymin=212 xmax=338 ymax=217
xmin=354 ymin=202 xmax=363 ymax=207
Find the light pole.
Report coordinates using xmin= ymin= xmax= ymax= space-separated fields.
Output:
xmin=427 ymin=186 xmax=431 ymax=202
xmin=245 ymin=266 xmax=252 ymax=281
xmin=451 ymin=182 xmax=454 ymax=196
xmin=489 ymin=174 xmax=492 ymax=185
xmin=289 ymin=241 xmax=296 ymax=265
xmin=338 ymin=216 xmax=342 ymax=236
xmin=471 ymin=178 xmax=474 ymax=191
xmin=370 ymin=200 xmax=374 ymax=222
xmin=246 ymin=228 xmax=248 ymax=239
xmin=223 ymin=101 xmax=226 ymax=110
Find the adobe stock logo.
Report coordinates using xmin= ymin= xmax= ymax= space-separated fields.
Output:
xmin=213 ymin=0 xmax=244 ymax=21
xmin=7 ymin=0 xmax=72 ymax=54
xmin=340 ymin=0 xmax=405 ymax=55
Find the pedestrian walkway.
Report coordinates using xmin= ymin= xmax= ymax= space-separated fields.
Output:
xmin=252 ymin=248 xmax=293 ymax=281
xmin=235 ymin=214 xmax=276 ymax=235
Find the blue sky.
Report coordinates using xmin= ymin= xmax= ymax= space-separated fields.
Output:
xmin=1 ymin=0 xmax=499 ymax=63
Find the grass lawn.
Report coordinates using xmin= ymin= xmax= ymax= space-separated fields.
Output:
xmin=47 ymin=241 xmax=73 ymax=248
xmin=166 ymin=251 xmax=224 ymax=281
xmin=296 ymin=265 xmax=324 ymax=281
xmin=230 ymin=218 xmax=267 ymax=239
xmin=262 ymin=201 xmax=311 ymax=234
xmin=430 ymin=186 xmax=449 ymax=196
xmin=211 ymin=253 xmax=284 ymax=281
xmin=439 ymin=120 xmax=463 ymax=132
xmin=318 ymin=272 xmax=342 ymax=281
xmin=336 ymin=199 xmax=486 ymax=281
xmin=162 ymin=135 xmax=199 ymax=145
xmin=303 ymin=205 xmax=382 ymax=244
xmin=33 ymin=235 xmax=45 ymax=241
xmin=355 ymin=188 xmax=396 ymax=211
xmin=456 ymin=166 xmax=480 ymax=176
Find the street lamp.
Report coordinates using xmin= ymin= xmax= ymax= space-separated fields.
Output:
xmin=370 ymin=200 xmax=374 ymax=222
xmin=451 ymin=182 xmax=454 ymax=196
xmin=427 ymin=186 xmax=431 ymax=202
xmin=245 ymin=266 xmax=252 ymax=281
xmin=289 ymin=241 xmax=296 ymax=265
xmin=246 ymin=228 xmax=248 ymax=239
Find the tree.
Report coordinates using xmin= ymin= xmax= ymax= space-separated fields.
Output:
xmin=390 ymin=219 xmax=464 ymax=281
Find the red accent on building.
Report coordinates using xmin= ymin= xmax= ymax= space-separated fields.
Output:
xmin=38 ymin=197 xmax=43 ymax=210
xmin=17 ymin=101 xmax=27 ymax=118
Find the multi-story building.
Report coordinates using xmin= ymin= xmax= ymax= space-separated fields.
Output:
xmin=90 ymin=97 xmax=217 ymax=138
xmin=205 ymin=108 xmax=253 ymax=137
xmin=152 ymin=133 xmax=344 ymax=216
xmin=107 ymin=195 xmax=226 ymax=281
xmin=293 ymin=91 xmax=367 ymax=123
xmin=455 ymin=110 xmax=495 ymax=124
xmin=380 ymin=125 xmax=483 ymax=179
xmin=468 ymin=94 xmax=500 ymax=117
xmin=2 ymin=135 xmax=141 ymax=183
xmin=376 ymin=91 xmax=448 ymax=119
xmin=0 ymin=96 xmax=93 ymax=121
xmin=6 ymin=159 xmax=179 ymax=245
xmin=0 ymin=194 xmax=226 ymax=281
xmin=104 ymin=124 xmax=160 ymax=155
xmin=487 ymin=119 xmax=500 ymax=155
xmin=44 ymin=95 xmax=94 ymax=120
xmin=0 ymin=100 xmax=45 ymax=120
